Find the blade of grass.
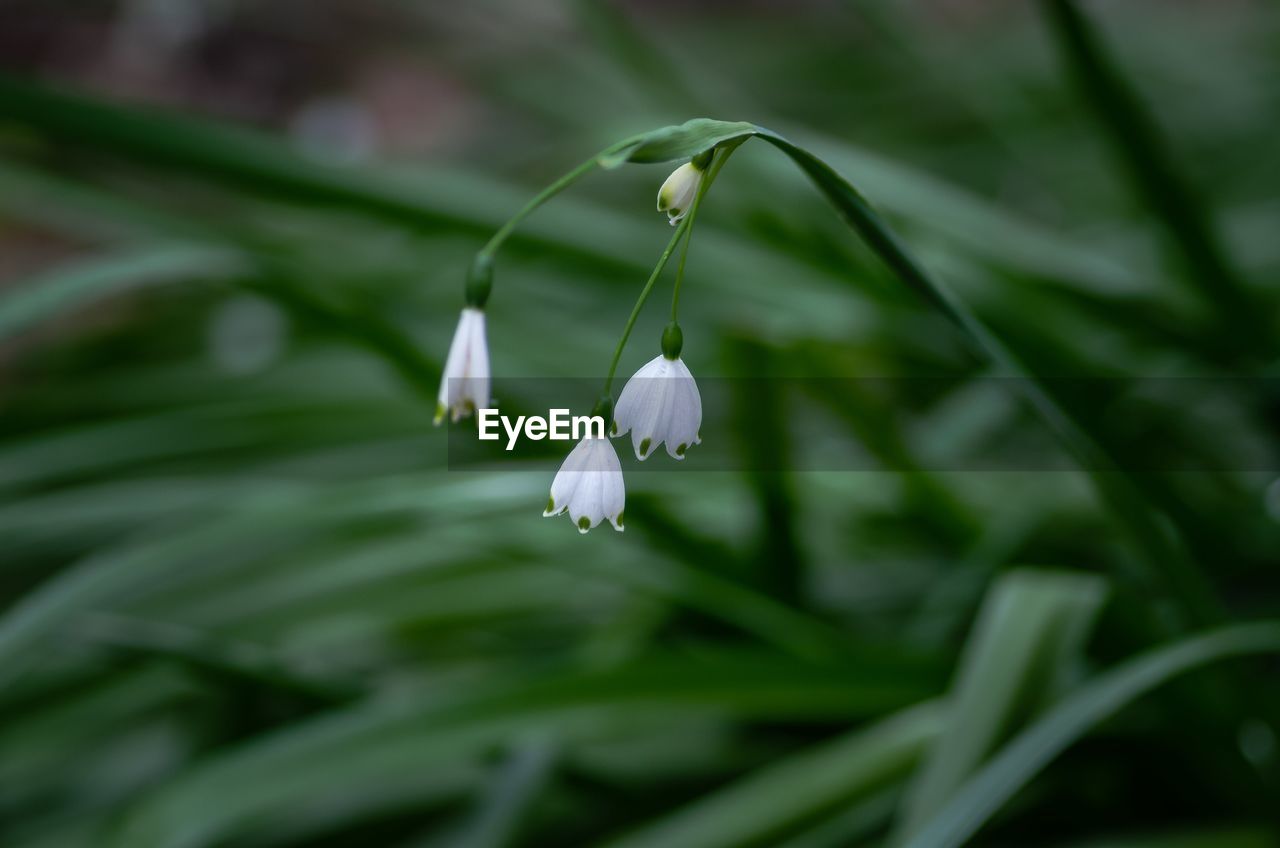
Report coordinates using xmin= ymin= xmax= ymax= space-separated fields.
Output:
xmin=0 ymin=245 xmax=241 ymax=342
xmin=445 ymin=736 xmax=557 ymax=848
xmin=903 ymin=621 xmax=1280 ymax=848
xmin=600 ymin=703 xmax=943 ymax=848
xmin=1040 ymin=0 xmax=1270 ymax=361
xmin=755 ymin=129 xmax=1224 ymax=631
xmin=109 ymin=661 xmax=938 ymax=848
xmin=895 ymin=570 xmax=1107 ymax=839
xmin=0 ymin=74 xmax=462 ymax=233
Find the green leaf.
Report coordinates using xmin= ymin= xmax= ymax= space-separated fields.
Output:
xmin=444 ymin=736 xmax=557 ymax=848
xmin=601 ymin=119 xmax=757 ymax=168
xmin=895 ymin=570 xmax=1107 ymax=838
xmin=0 ymin=245 xmax=241 ymax=342
xmin=747 ymin=127 xmax=1223 ymax=632
xmin=903 ymin=621 xmax=1280 ymax=848
xmin=1041 ymin=0 xmax=1268 ymax=359
xmin=109 ymin=659 xmax=938 ymax=848
xmin=600 ymin=703 xmax=943 ymax=848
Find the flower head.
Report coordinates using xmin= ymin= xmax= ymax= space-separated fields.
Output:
xmin=613 ymin=331 xmax=702 ymax=461
xmin=544 ymin=435 xmax=625 ymax=533
xmin=435 ymin=307 xmax=490 ymax=424
xmin=656 ymin=161 xmax=704 ymax=226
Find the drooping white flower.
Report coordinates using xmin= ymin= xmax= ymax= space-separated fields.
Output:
xmin=656 ymin=161 xmax=704 ymax=225
xmin=435 ymin=307 xmax=490 ymax=424
xmin=544 ymin=435 xmax=625 ymax=533
xmin=613 ymin=353 xmax=702 ymax=461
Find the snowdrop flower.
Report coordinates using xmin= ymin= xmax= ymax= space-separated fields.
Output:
xmin=544 ymin=431 xmax=625 ymax=534
xmin=435 ymin=307 xmax=490 ymax=424
xmin=613 ymin=323 xmax=702 ymax=460
xmin=656 ymin=160 xmax=705 ymax=225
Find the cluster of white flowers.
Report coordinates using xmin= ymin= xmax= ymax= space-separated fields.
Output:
xmin=436 ymin=162 xmax=708 ymax=535
xmin=544 ymin=329 xmax=702 ymax=534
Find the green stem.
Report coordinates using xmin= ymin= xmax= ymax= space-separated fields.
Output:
xmin=477 ymin=131 xmax=649 ymax=259
xmin=672 ymin=143 xmax=741 ymax=321
xmin=603 ymin=218 xmax=691 ymax=394
xmin=477 ymin=156 xmax=602 ymax=259
xmin=670 ymin=215 xmax=696 ymax=322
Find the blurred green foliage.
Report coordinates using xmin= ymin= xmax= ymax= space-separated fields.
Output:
xmin=1 ymin=1 xmax=1279 ymax=846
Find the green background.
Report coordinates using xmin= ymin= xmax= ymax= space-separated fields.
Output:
xmin=1 ymin=2 xmax=1279 ymax=846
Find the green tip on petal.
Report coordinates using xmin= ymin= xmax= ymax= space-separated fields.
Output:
xmin=544 ymin=496 xmax=556 ymax=515
xmin=434 ymin=403 xmax=446 ymax=425
xmin=615 ymin=511 xmax=624 ymax=530
xmin=639 ymin=437 xmax=651 ymax=458
xmin=577 ymin=516 xmax=591 ymax=533
xmin=676 ymin=443 xmax=687 ymax=457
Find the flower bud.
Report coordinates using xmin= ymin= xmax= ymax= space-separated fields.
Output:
xmin=656 ymin=161 xmax=704 ymax=225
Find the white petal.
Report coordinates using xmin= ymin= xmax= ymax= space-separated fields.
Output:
xmin=568 ymin=467 xmax=603 ymax=533
xmin=614 ymin=362 xmax=653 ymax=437
xmin=614 ymin=355 xmax=665 ymax=434
xmin=435 ymin=309 xmax=473 ymax=423
xmin=546 ymin=437 xmax=624 ymax=534
xmin=567 ymin=439 xmax=614 ymax=532
xmin=459 ymin=310 xmax=490 ymax=414
xmin=601 ymin=452 xmax=626 ymax=531
xmin=545 ymin=436 xmax=594 ymax=516
xmin=632 ymin=358 xmax=676 ymax=460
xmin=664 ymin=358 xmax=702 ymax=459
xmin=656 ymin=163 xmax=702 ymax=224
xmin=436 ymin=308 xmax=490 ymax=423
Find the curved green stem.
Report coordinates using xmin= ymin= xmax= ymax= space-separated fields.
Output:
xmin=478 ymin=156 xmax=601 ymax=259
xmin=603 ymin=218 xmax=691 ymax=394
xmin=671 ymin=143 xmax=741 ymax=321
xmin=477 ymin=131 xmax=650 ymax=260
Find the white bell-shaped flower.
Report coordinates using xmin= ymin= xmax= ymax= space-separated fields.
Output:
xmin=613 ymin=351 xmax=702 ymax=461
xmin=435 ymin=307 xmax=490 ymax=424
xmin=543 ymin=435 xmax=625 ymax=533
xmin=656 ymin=161 xmax=704 ymax=225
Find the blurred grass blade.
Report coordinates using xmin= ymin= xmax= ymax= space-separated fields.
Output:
xmin=903 ymin=621 xmax=1280 ymax=848
xmin=0 ymin=74 xmax=471 ymax=232
xmin=73 ymin=612 xmax=362 ymax=704
xmin=601 ymin=703 xmax=943 ymax=848
xmin=1062 ymin=827 xmax=1279 ymax=848
xmin=772 ymin=791 xmax=901 ymax=848
xmin=895 ymin=570 xmax=1106 ymax=839
xmin=445 ymin=736 xmax=556 ymax=848
xmin=1040 ymin=0 xmax=1269 ymax=359
xmin=751 ymin=130 xmax=1224 ymax=631
xmin=110 ymin=662 xmax=938 ymax=848
xmin=0 ymin=245 xmax=240 ymax=341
